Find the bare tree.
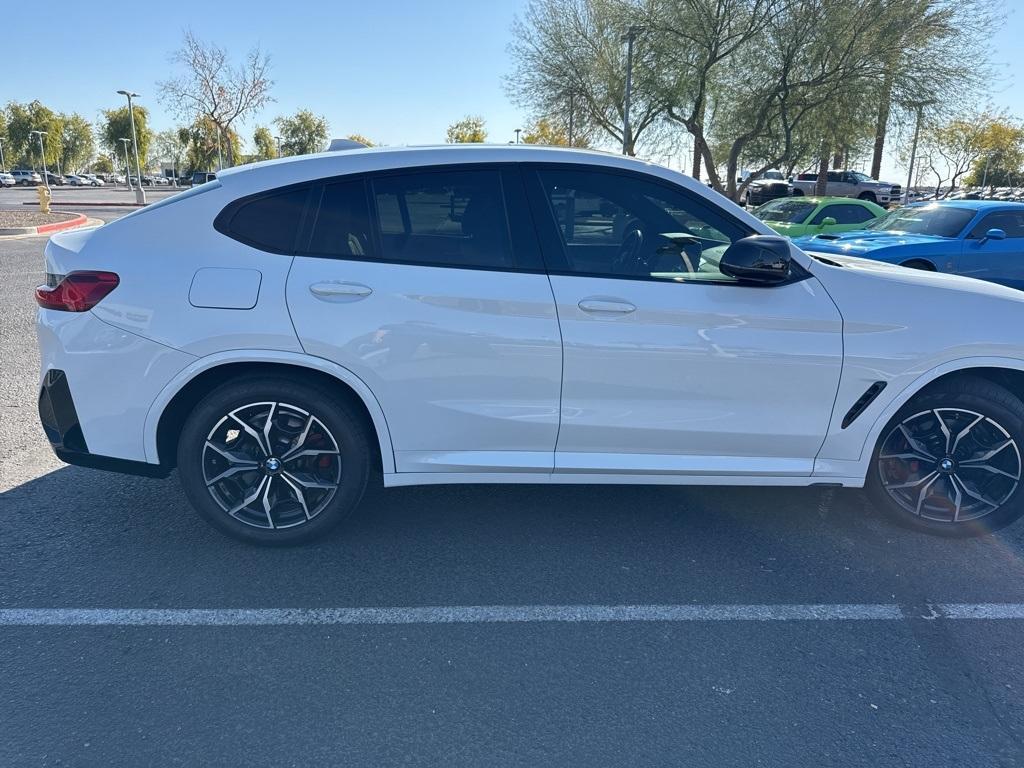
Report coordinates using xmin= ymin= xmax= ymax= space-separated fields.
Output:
xmin=158 ymin=30 xmax=273 ymax=167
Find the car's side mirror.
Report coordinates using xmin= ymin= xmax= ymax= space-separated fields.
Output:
xmin=719 ymin=236 xmax=793 ymax=284
xmin=820 ymin=216 xmax=837 ymax=227
xmin=982 ymin=228 xmax=1007 ymax=243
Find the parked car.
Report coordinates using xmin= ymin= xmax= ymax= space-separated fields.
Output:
xmin=12 ymin=170 xmax=41 ymax=186
xmin=742 ymin=169 xmax=791 ymax=207
xmin=42 ymin=171 xmax=65 ymax=186
xmin=190 ymin=171 xmax=217 ymax=186
xmin=65 ymin=174 xmax=89 ymax=186
xmin=0 ymin=172 xmax=15 ymax=187
xmin=78 ymin=173 xmax=104 ymax=187
xmin=791 ymin=170 xmax=902 ymax=206
xmin=794 ymin=200 xmax=1024 ymax=290
xmin=753 ymin=196 xmax=886 ymax=237
xmin=36 ymin=146 xmax=1024 ymax=544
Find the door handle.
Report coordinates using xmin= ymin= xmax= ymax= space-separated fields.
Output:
xmin=577 ymin=298 xmax=636 ymax=314
xmin=309 ymin=281 xmax=373 ymax=300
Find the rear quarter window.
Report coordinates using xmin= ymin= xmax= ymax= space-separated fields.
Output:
xmin=215 ymin=185 xmax=312 ymax=253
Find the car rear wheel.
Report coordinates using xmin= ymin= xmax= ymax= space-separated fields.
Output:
xmin=177 ymin=376 xmax=372 ymax=545
xmin=866 ymin=376 xmax=1024 ymax=536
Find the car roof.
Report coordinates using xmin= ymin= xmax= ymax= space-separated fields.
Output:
xmin=909 ymin=199 xmax=1024 ymax=211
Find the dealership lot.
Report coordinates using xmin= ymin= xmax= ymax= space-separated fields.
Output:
xmin=3 ymin=212 xmax=1024 ymax=765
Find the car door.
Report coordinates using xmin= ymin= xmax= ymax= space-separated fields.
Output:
xmin=960 ymin=209 xmax=1024 ymax=289
xmin=828 ymin=171 xmax=854 ymax=198
xmin=524 ymin=166 xmax=844 ymax=477
xmin=286 ymin=165 xmax=563 ymax=474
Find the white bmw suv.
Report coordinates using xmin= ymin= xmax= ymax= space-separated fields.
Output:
xmin=36 ymin=145 xmax=1024 ymax=544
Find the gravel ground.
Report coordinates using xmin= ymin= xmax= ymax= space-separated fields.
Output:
xmin=0 ymin=210 xmax=78 ymax=228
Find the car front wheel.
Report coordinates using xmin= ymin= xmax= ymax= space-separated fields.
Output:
xmin=866 ymin=376 xmax=1024 ymax=536
xmin=177 ymin=376 xmax=372 ymax=545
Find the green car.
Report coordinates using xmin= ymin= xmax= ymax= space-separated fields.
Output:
xmin=753 ymin=196 xmax=886 ymax=237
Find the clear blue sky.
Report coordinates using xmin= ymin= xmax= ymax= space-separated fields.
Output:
xmin=4 ymin=0 xmax=1023 ymax=178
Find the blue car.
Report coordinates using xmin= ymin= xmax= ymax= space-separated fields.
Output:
xmin=793 ymin=200 xmax=1024 ymax=290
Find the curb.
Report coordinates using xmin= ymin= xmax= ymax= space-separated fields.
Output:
xmin=22 ymin=201 xmax=147 ymax=208
xmin=0 ymin=213 xmax=89 ymax=236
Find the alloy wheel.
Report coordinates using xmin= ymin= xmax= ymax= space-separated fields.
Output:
xmin=202 ymin=401 xmax=342 ymax=530
xmin=877 ymin=408 xmax=1021 ymax=523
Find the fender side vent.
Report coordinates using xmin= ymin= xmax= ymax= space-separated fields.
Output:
xmin=841 ymin=381 xmax=887 ymax=429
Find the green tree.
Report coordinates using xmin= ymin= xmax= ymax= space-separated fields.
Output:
xmin=150 ymin=129 xmax=187 ymax=175
xmin=91 ymin=155 xmax=114 ymax=174
xmin=274 ymin=109 xmax=329 ymax=156
xmin=59 ymin=113 xmax=94 ymax=173
xmin=100 ymin=105 xmax=153 ymax=170
xmin=180 ymin=116 xmax=242 ymax=172
xmin=4 ymin=100 xmax=64 ymax=170
xmin=507 ymin=0 xmax=663 ymax=156
xmin=346 ymin=133 xmax=375 ymax=147
xmin=963 ymin=118 xmax=1024 ymax=188
xmin=867 ymin=0 xmax=1001 ymax=180
xmin=253 ymin=126 xmax=277 ymax=160
xmin=446 ymin=115 xmax=487 ymax=143
xmin=522 ymin=116 xmax=589 ymax=147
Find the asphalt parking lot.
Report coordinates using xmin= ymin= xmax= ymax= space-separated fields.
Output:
xmin=2 ymin=204 xmax=1024 ymax=766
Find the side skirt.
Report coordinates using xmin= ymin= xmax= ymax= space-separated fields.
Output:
xmin=383 ymin=472 xmax=865 ymax=488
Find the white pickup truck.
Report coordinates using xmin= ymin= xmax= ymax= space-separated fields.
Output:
xmin=791 ymin=170 xmax=901 ymax=206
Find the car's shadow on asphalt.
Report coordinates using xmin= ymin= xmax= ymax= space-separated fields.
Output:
xmin=3 ymin=465 xmax=1024 ymax=606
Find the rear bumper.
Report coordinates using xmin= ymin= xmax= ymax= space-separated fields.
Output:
xmin=39 ymin=368 xmax=170 ymax=478
xmin=36 ymin=310 xmax=196 ymax=466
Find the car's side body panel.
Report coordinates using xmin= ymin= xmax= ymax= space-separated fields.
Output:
xmin=545 ymin=274 xmax=843 ymax=476
xmin=805 ymin=253 xmax=1024 ymax=480
xmin=287 ymin=258 xmax=563 ymax=473
xmin=35 ymin=147 xmax=1024 ymax=491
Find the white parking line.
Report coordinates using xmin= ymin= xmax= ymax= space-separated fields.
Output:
xmin=1 ymin=603 xmax=1023 ymax=626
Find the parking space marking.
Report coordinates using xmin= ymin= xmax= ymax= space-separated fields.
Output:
xmin=1 ymin=603 xmax=1023 ymax=626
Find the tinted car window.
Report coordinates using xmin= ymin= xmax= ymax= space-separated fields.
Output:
xmin=371 ymin=169 xmax=514 ymax=269
xmin=756 ymin=199 xmax=816 ymax=223
xmin=970 ymin=211 xmax=1024 ymax=239
xmin=536 ymin=169 xmax=748 ymax=282
xmin=225 ymin=186 xmax=309 ymax=252
xmin=866 ymin=205 xmax=975 ymax=238
xmin=812 ymin=203 xmax=874 ymax=225
xmin=308 ymin=179 xmax=373 ymax=257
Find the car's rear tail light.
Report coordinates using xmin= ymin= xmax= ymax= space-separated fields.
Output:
xmin=35 ymin=271 xmax=119 ymax=312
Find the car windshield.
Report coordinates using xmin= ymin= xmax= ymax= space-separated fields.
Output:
xmin=754 ymin=199 xmax=816 ymax=223
xmin=762 ymin=170 xmax=784 ymax=180
xmin=865 ymin=204 xmax=975 ymax=237
xmin=849 ymin=171 xmax=872 ymax=182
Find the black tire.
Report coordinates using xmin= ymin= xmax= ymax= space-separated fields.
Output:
xmin=857 ymin=192 xmax=877 ymax=203
xmin=791 ymin=189 xmax=804 ymax=196
xmin=177 ymin=375 xmax=372 ymax=545
xmin=865 ymin=376 xmax=1024 ymax=537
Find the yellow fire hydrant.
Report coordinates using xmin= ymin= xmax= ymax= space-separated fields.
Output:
xmin=37 ymin=184 xmax=51 ymax=214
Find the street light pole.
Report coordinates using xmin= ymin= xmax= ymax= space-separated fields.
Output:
xmin=0 ymin=138 xmax=6 ymax=173
xmin=903 ymin=99 xmax=935 ymax=205
xmin=620 ymin=25 xmax=643 ymax=156
xmin=274 ymin=136 xmax=282 ymax=158
xmin=567 ymin=92 xmax=575 ymax=147
xmin=119 ymin=138 xmax=133 ymax=190
xmin=514 ymin=128 xmax=522 ymax=144
xmin=117 ymin=90 xmax=146 ymax=204
xmin=30 ymin=130 xmax=49 ymax=190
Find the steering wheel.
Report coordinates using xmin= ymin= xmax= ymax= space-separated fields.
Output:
xmin=611 ymin=223 xmax=646 ymax=275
